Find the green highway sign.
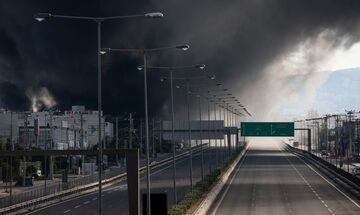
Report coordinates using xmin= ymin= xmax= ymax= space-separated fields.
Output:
xmin=241 ymin=122 xmax=294 ymax=137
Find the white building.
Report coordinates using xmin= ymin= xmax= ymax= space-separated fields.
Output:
xmin=0 ymin=110 xmax=19 ymax=148
xmin=16 ymin=106 xmax=113 ymax=150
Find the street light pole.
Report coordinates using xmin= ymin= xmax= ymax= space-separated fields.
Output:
xmin=207 ymin=99 xmax=211 ymax=172
xmin=115 ymin=117 xmax=119 ymax=165
xmin=198 ymin=95 xmax=204 ymax=180
xmin=142 ymin=52 xmax=151 ymax=214
xmin=214 ymin=103 xmax=218 ymax=167
xmin=34 ymin=12 xmax=164 ymax=215
xmin=101 ymin=44 xmax=189 ymax=214
xmin=170 ymin=70 xmax=177 ymax=203
xmin=186 ymin=80 xmax=193 ymax=190
xmin=155 ymin=64 xmax=207 ymax=199
xmin=96 ymin=21 xmax=103 ymax=214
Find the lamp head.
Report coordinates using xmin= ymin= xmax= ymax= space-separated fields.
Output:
xmin=208 ymin=74 xmax=216 ymax=80
xmin=100 ymin=48 xmax=111 ymax=55
xmin=137 ymin=66 xmax=144 ymax=71
xmin=144 ymin=12 xmax=164 ymax=18
xmin=176 ymin=44 xmax=190 ymax=51
xmin=196 ymin=64 xmax=206 ymax=70
xmin=34 ymin=13 xmax=51 ymax=22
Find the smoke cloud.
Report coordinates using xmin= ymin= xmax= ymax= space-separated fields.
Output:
xmin=0 ymin=0 xmax=359 ymax=119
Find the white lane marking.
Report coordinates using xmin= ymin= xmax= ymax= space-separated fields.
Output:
xmin=92 ymin=197 xmax=97 ymax=201
xmin=280 ymin=145 xmax=337 ymax=214
xmin=63 ymin=209 xmax=71 ymax=213
xmin=83 ymin=201 xmax=90 ymax=204
xmin=292 ymin=149 xmax=360 ymax=209
xmin=210 ymin=150 xmax=249 ymax=215
xmin=74 ymin=205 xmax=81 ymax=209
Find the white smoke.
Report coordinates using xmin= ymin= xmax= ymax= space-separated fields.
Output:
xmin=29 ymin=87 xmax=57 ymax=112
xmin=241 ymin=29 xmax=360 ymax=120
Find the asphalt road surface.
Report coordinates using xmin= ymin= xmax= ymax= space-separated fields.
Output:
xmin=208 ymin=138 xmax=360 ymax=215
xmin=28 ymin=145 xmax=231 ymax=215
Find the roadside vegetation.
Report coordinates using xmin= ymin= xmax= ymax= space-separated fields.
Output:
xmin=168 ymin=147 xmax=244 ymax=215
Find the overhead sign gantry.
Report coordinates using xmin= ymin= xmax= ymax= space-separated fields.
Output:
xmin=241 ymin=122 xmax=295 ymax=137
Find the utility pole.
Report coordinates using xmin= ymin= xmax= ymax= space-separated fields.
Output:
xmin=348 ymin=111 xmax=353 ymax=159
xmin=9 ymin=111 xmax=13 ymax=204
xmin=115 ymin=117 xmax=119 ymax=165
xmin=152 ymin=118 xmax=156 ymax=158
xmin=347 ymin=111 xmax=353 ymax=173
xmin=80 ymin=114 xmax=85 ymax=175
xmin=49 ymin=112 xmax=54 ymax=179
xmin=44 ymin=113 xmax=48 ymax=194
xmin=159 ymin=119 xmax=162 ymax=154
xmin=324 ymin=115 xmax=329 ymax=163
xmin=335 ymin=115 xmax=339 ymax=167
xmin=140 ymin=119 xmax=143 ymax=156
xmin=129 ymin=113 xmax=133 ymax=150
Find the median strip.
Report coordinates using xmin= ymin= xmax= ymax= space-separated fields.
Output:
xmin=168 ymin=144 xmax=248 ymax=215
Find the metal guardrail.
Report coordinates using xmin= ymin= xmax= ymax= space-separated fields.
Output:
xmin=0 ymin=145 xmax=208 ymax=214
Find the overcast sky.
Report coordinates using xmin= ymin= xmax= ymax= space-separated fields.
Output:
xmin=0 ymin=0 xmax=359 ymax=120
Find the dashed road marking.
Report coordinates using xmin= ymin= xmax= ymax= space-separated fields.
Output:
xmin=74 ymin=205 xmax=81 ymax=209
xmin=291 ymin=150 xmax=360 ymax=209
xmin=280 ymin=146 xmax=337 ymax=215
xmin=63 ymin=209 xmax=71 ymax=214
xmin=83 ymin=201 xmax=90 ymax=204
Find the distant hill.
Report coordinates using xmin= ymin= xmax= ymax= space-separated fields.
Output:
xmin=314 ymin=68 xmax=360 ymax=113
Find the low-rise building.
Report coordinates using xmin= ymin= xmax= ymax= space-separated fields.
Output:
xmin=12 ymin=105 xmax=114 ymax=150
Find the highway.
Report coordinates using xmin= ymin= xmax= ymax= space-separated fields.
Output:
xmin=27 ymin=145 xmax=229 ymax=215
xmin=209 ymin=138 xmax=360 ymax=215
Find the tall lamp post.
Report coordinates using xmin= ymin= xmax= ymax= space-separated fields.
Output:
xmin=34 ymin=12 xmax=164 ymax=215
xmin=148 ymin=65 xmax=206 ymax=201
xmin=101 ymin=44 xmax=189 ymax=213
xmin=161 ymin=74 xmax=216 ymax=193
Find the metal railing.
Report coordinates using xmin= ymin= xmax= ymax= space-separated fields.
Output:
xmin=0 ymin=169 xmax=119 ymax=208
xmin=0 ymin=144 xmax=208 ymax=210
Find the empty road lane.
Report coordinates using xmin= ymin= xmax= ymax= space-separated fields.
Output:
xmin=209 ymin=138 xmax=360 ymax=215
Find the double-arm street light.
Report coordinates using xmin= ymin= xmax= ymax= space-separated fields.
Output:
xmin=34 ymin=11 xmax=164 ymax=215
xmin=101 ymin=44 xmax=189 ymax=213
